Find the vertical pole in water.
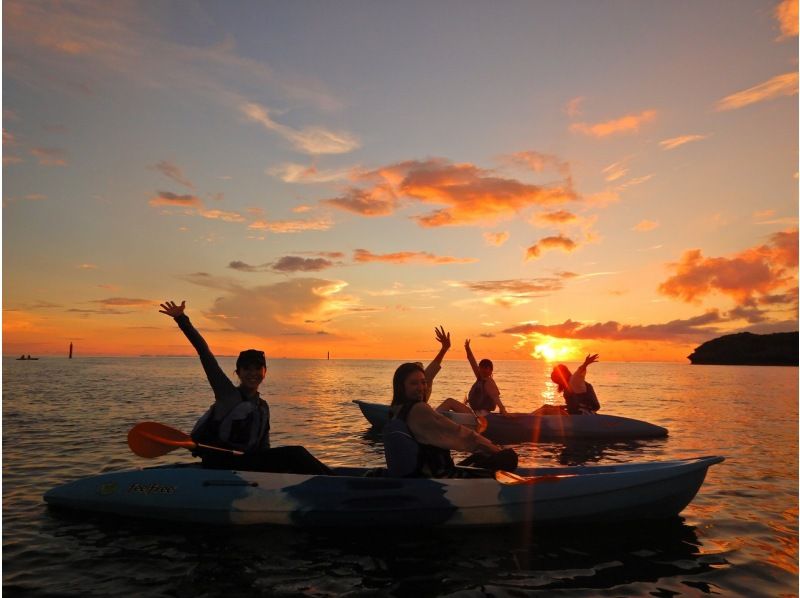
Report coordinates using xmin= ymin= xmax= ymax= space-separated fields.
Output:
xmin=327 ymin=351 xmax=330 ymax=360
xmin=69 ymin=342 xmax=73 ymax=359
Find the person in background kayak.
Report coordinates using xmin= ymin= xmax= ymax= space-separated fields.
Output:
xmin=158 ymin=300 xmax=331 ymax=474
xmin=551 ymin=354 xmax=601 ymax=414
xmin=464 ymin=339 xmax=508 ymax=416
xmin=383 ymin=362 xmax=517 ymax=477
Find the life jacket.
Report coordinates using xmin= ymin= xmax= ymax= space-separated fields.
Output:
xmin=467 ymin=378 xmax=497 ymax=412
xmin=564 ymin=382 xmax=600 ymax=415
xmin=383 ymin=402 xmax=454 ymax=478
xmin=191 ymin=389 xmax=270 ymax=454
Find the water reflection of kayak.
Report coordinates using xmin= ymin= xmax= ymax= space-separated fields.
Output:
xmin=44 ymin=456 xmax=722 ymax=527
xmin=353 ymin=400 xmax=668 ymax=442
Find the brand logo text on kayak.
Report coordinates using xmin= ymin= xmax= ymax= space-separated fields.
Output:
xmin=127 ymin=482 xmax=176 ymax=495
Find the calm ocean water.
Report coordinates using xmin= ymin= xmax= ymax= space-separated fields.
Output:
xmin=3 ymin=356 xmax=798 ymax=597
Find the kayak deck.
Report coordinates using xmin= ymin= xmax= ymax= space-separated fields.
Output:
xmin=44 ymin=456 xmax=722 ymax=527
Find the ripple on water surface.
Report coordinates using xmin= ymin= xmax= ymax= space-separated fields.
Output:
xmin=2 ymin=357 xmax=797 ymax=597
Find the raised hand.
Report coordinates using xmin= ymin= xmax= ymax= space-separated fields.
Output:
xmin=583 ymin=354 xmax=599 ymax=367
xmin=435 ymin=326 xmax=451 ymax=351
xmin=159 ymin=300 xmax=186 ymax=318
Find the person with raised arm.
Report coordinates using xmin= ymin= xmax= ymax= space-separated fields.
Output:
xmin=158 ymin=300 xmax=330 ymax=474
xmin=464 ymin=339 xmax=508 ymax=416
xmin=551 ymin=354 xmax=601 ymax=414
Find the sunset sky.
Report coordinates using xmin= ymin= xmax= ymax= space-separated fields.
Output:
xmin=3 ymin=0 xmax=798 ymax=362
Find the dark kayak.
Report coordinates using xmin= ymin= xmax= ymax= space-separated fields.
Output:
xmin=353 ymin=400 xmax=668 ymax=442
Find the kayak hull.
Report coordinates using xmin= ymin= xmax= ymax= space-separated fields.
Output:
xmin=353 ymin=400 xmax=668 ymax=441
xmin=44 ymin=456 xmax=722 ymax=527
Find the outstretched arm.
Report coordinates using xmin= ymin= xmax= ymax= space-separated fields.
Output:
xmin=424 ymin=326 xmax=451 ymax=400
xmin=426 ymin=326 xmax=450 ymax=374
xmin=464 ymin=339 xmax=480 ymax=379
xmin=570 ymin=354 xmax=599 ymax=394
xmin=408 ymin=402 xmax=500 ymax=455
xmin=159 ymin=300 xmax=236 ymax=401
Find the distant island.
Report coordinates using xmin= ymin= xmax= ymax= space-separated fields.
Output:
xmin=688 ymin=331 xmax=799 ymax=366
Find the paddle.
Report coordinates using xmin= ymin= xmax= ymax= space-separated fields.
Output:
xmin=127 ymin=421 xmax=244 ymax=458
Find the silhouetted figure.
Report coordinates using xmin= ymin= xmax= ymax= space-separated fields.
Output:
xmin=464 ymin=339 xmax=508 ymax=416
xmin=159 ymin=299 xmax=330 ymax=475
xmin=551 ymin=354 xmax=601 ymax=414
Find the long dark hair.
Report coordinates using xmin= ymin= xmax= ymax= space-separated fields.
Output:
xmin=391 ymin=362 xmax=425 ymax=407
xmin=550 ymin=364 xmax=572 ymax=393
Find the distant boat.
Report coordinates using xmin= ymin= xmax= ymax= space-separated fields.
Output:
xmin=16 ymin=355 xmax=39 ymax=360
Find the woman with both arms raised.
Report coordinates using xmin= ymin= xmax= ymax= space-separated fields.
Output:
xmin=159 ymin=300 xmax=330 ymax=474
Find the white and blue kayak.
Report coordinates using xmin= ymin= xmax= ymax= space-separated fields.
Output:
xmin=44 ymin=456 xmax=722 ymax=527
xmin=353 ymin=400 xmax=668 ymax=442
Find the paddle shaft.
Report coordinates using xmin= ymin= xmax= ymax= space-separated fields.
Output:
xmin=132 ymin=425 xmax=244 ymax=457
xmin=138 ymin=430 xmax=243 ymax=455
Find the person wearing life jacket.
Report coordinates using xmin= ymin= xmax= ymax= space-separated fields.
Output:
xmin=159 ymin=300 xmax=330 ymax=474
xmin=464 ymin=339 xmax=508 ymax=416
xmin=383 ymin=362 xmax=516 ymax=477
xmin=551 ymin=354 xmax=601 ymax=415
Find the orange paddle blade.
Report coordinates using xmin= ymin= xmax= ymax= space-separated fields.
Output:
xmin=476 ymin=416 xmax=488 ymax=434
xmin=128 ymin=421 xmax=196 ymax=458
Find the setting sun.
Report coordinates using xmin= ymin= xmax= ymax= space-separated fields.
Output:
xmin=532 ymin=337 xmax=579 ymax=362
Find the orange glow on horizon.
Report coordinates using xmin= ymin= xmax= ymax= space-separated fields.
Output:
xmin=532 ymin=336 xmax=580 ymax=362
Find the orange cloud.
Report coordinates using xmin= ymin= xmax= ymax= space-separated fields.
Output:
xmin=29 ymin=147 xmax=67 ymax=166
xmin=483 ymin=231 xmax=510 ymax=247
xmin=774 ymin=0 xmax=798 ymax=40
xmin=569 ymin=110 xmax=656 ymax=137
xmin=323 ymin=187 xmax=397 ymax=216
xmin=525 ymin=235 xmax=578 ymax=260
xmin=198 ymin=208 xmax=246 ymax=223
xmin=248 ymin=217 xmax=332 ymax=233
xmin=149 ymin=191 xmax=203 ymax=208
xmin=633 ymin=220 xmax=659 ymax=232
xmin=150 ymin=190 xmax=245 ymax=223
xmin=532 ymin=210 xmax=579 ymax=227
xmin=659 ymin=134 xmax=708 ymax=150
xmin=327 ymin=158 xmax=577 ymax=227
xmin=659 ymin=229 xmax=798 ymax=305
xmin=715 ymin=72 xmax=798 ymax=111
xmin=353 ymin=249 xmax=477 ymax=265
